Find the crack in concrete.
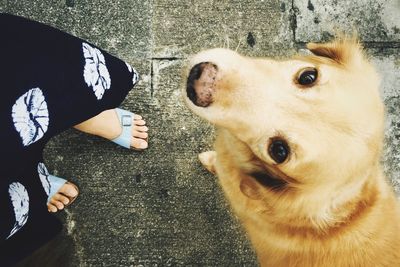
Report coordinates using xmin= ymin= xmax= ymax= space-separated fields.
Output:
xmin=150 ymin=59 xmax=154 ymax=98
xmin=150 ymin=57 xmax=182 ymax=98
xmin=295 ymin=41 xmax=400 ymax=49
xmin=151 ymin=57 xmax=182 ymax=60
xmin=362 ymin=42 xmax=400 ymax=48
xmin=65 ymin=209 xmax=86 ymax=266
xmin=290 ymin=0 xmax=299 ymax=42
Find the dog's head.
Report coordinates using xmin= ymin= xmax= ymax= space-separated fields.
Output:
xmin=183 ymin=38 xmax=385 ymax=229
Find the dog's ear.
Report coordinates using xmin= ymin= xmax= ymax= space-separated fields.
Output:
xmin=240 ymin=177 xmax=263 ymax=200
xmin=307 ymin=37 xmax=365 ymax=66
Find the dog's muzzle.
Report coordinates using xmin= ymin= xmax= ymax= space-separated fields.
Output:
xmin=186 ymin=62 xmax=217 ymax=107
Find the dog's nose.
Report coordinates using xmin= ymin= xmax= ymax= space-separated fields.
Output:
xmin=186 ymin=62 xmax=217 ymax=107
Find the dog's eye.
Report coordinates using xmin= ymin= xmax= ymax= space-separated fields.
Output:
xmin=297 ymin=68 xmax=318 ymax=86
xmin=268 ymin=139 xmax=290 ymax=164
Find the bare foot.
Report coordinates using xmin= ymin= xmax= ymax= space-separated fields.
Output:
xmin=74 ymin=109 xmax=148 ymax=150
xmin=47 ymin=182 xmax=79 ymax=213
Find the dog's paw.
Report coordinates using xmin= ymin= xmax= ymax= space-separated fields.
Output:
xmin=199 ymin=151 xmax=217 ymax=174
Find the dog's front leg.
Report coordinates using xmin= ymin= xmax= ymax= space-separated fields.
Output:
xmin=199 ymin=151 xmax=217 ymax=174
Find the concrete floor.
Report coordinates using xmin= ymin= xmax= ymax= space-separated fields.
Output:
xmin=1 ymin=0 xmax=399 ymax=266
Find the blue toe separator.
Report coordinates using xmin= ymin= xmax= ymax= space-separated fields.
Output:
xmin=47 ymin=175 xmax=67 ymax=204
xmin=111 ymin=108 xmax=134 ymax=149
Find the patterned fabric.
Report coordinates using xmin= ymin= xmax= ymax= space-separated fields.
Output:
xmin=125 ymin=62 xmax=140 ymax=85
xmin=7 ymin=182 xmax=29 ymax=239
xmin=37 ymin=162 xmax=51 ymax=196
xmin=12 ymin=88 xmax=49 ymax=146
xmin=0 ymin=14 xmax=139 ymax=265
xmin=82 ymin=42 xmax=112 ymax=100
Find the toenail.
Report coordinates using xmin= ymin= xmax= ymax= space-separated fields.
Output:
xmin=140 ymin=141 xmax=148 ymax=149
xmin=66 ymin=189 xmax=78 ymax=197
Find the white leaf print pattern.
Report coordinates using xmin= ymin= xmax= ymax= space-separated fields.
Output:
xmin=7 ymin=182 xmax=29 ymax=239
xmin=125 ymin=62 xmax=139 ymax=85
xmin=125 ymin=62 xmax=132 ymax=73
xmin=12 ymin=87 xmax=49 ymax=146
xmin=38 ymin=162 xmax=51 ymax=196
xmin=82 ymin=42 xmax=111 ymax=100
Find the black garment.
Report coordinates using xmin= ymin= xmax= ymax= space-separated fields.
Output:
xmin=0 ymin=14 xmax=139 ymax=265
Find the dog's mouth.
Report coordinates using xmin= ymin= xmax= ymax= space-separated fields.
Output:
xmin=186 ymin=62 xmax=218 ymax=107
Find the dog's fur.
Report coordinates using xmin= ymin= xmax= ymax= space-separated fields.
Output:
xmin=183 ymin=38 xmax=400 ymax=266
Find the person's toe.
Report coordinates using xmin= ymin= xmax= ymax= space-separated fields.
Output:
xmin=48 ymin=204 xmax=58 ymax=213
xmin=133 ymin=114 xmax=143 ymax=120
xmin=50 ymin=198 xmax=65 ymax=210
xmin=133 ymin=131 xmax=148 ymax=139
xmin=59 ymin=183 xmax=79 ymax=199
xmin=133 ymin=119 xmax=146 ymax=126
xmin=131 ymin=137 xmax=148 ymax=149
xmin=52 ymin=193 xmax=70 ymax=205
xmin=133 ymin=115 xmax=146 ymax=126
xmin=134 ymin=125 xmax=148 ymax=132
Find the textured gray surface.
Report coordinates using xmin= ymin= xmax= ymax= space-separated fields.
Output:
xmin=295 ymin=0 xmax=400 ymax=42
xmin=152 ymin=0 xmax=294 ymax=58
xmin=372 ymin=48 xmax=400 ymax=194
xmin=2 ymin=0 xmax=399 ymax=266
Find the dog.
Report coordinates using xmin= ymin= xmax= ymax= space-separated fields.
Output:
xmin=183 ymin=38 xmax=400 ymax=266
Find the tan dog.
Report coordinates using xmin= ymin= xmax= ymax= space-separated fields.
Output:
xmin=183 ymin=38 xmax=400 ymax=266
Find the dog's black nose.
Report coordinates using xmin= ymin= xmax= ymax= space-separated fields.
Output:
xmin=186 ymin=62 xmax=217 ymax=107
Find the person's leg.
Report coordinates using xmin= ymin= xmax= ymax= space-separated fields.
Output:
xmin=0 ymin=13 xmax=147 ymax=261
xmin=73 ymin=109 xmax=148 ymax=150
